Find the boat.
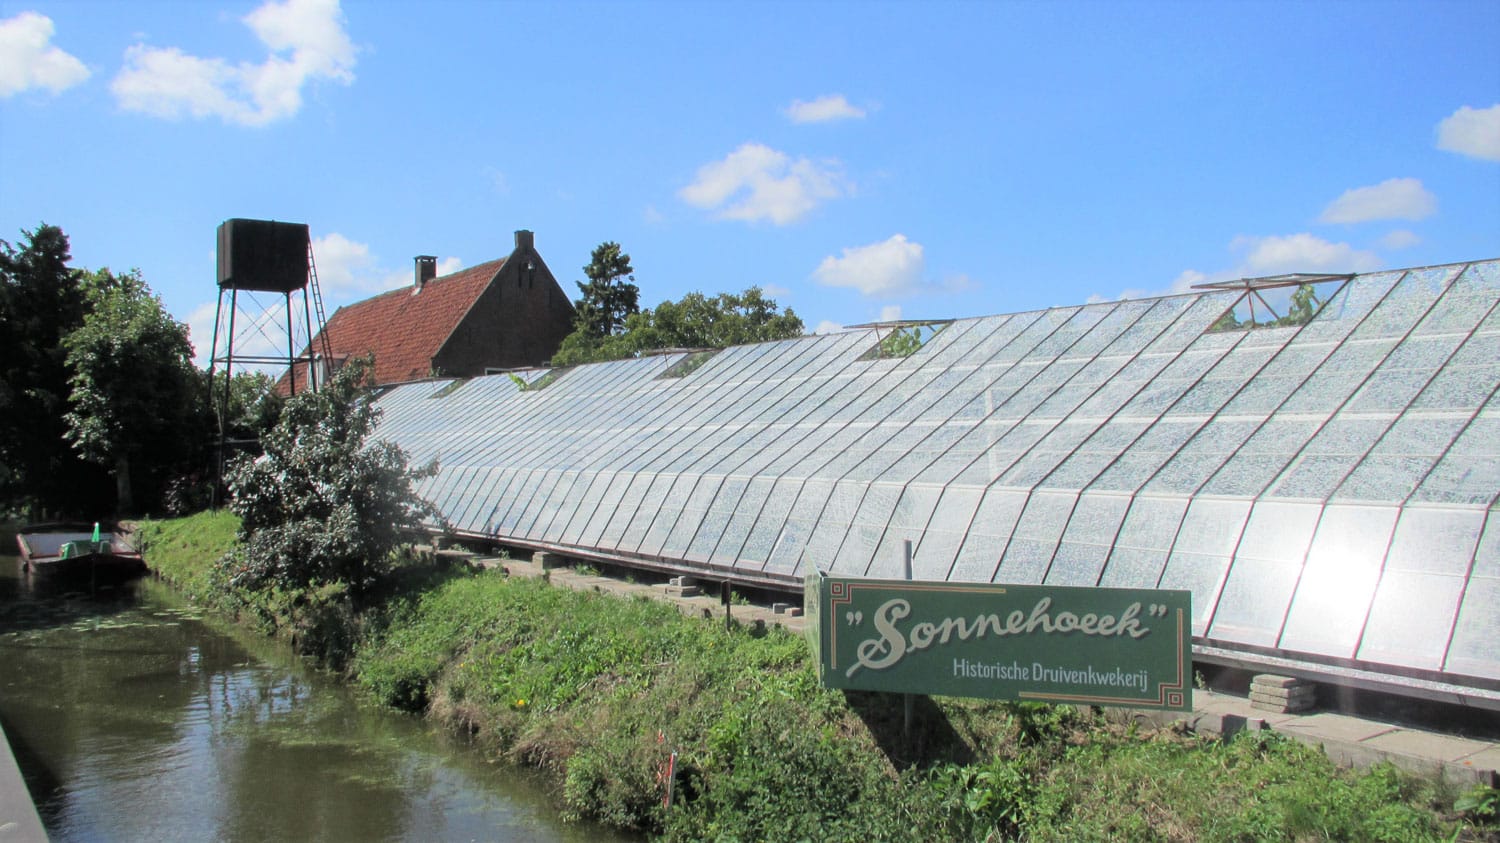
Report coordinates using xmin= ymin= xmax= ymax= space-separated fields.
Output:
xmin=15 ymin=523 xmax=147 ymax=581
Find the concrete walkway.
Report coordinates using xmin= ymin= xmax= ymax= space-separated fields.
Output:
xmin=0 ymin=721 xmax=47 ymax=842
xmin=1171 ymin=689 xmax=1499 ymax=787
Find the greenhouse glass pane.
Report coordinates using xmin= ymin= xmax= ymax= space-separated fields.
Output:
xmin=740 ymin=478 xmax=804 ymax=565
xmin=835 ymin=523 xmax=886 ymax=577
xmin=1357 ymin=571 xmax=1467 ymax=670
xmin=1270 ymin=455 xmax=1361 ymax=501
xmin=579 ymin=472 xmax=633 ymax=546
xmin=1280 ymin=505 xmax=1399 ymax=658
xmin=708 ymin=477 xmax=775 ymax=565
xmin=1448 ymin=333 xmax=1500 ymax=368
xmin=1044 ymin=451 xmax=1120 ymax=491
xmin=1412 ymin=416 xmax=1500 ymax=504
xmin=1410 ymin=365 xmax=1498 ymax=412
xmin=1099 ymin=546 xmax=1169 ymax=588
xmin=1444 ymin=575 xmax=1500 ymax=679
xmin=618 ymin=476 xmax=674 ymax=551
xmin=1059 ymin=492 xmax=1131 ymax=546
xmin=1075 ymin=380 xmax=1149 ymax=418
xmin=556 ymin=472 xmax=608 ymax=544
xmin=1220 ymin=375 xmax=1305 ymax=416
xmin=1047 ymin=542 xmax=1111 ymax=586
xmin=1172 ymin=499 xmax=1252 ymax=557
xmin=597 ymin=473 xmax=653 ymax=547
xmin=1158 ymin=552 xmax=1232 ymax=633
xmin=1382 ymin=507 xmax=1486 ymax=575
xmin=1345 ymin=371 xmax=1430 ymax=414
xmin=1475 ymin=515 xmax=1500 ymax=579
xmin=1384 ymin=335 xmax=1464 ymax=371
xmin=923 ymin=486 xmax=984 ymax=536
xmin=1370 ymin=415 xmax=1467 ymax=457
xmin=869 ymin=487 xmax=943 ymax=573
xmin=661 ymin=477 xmax=724 ymax=557
xmin=914 ymin=531 xmax=968 ymax=580
xmin=1353 ymin=266 xmax=1459 ymax=338
xmin=1334 ymin=455 xmax=1440 ymax=502
xmin=996 ymin=538 xmax=1056 ymax=584
xmin=948 ymin=489 xmax=1028 ymax=581
xmin=1209 ymin=556 xmax=1303 ymax=647
xmin=1297 ymin=273 xmax=1399 ymax=342
xmin=1090 ymin=450 xmax=1172 ymax=493
xmin=996 ymin=491 xmax=1076 ymax=583
xmin=1112 ymin=496 xmax=1189 ymax=551
xmin=765 ymin=518 xmax=815 ymax=576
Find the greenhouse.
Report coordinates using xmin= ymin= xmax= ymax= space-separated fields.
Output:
xmin=369 ymin=258 xmax=1500 ymax=709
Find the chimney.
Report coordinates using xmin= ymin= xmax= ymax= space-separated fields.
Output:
xmin=414 ymin=255 xmax=437 ymax=291
xmin=514 ymin=230 xmax=534 ymax=252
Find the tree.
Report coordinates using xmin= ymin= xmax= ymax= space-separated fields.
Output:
xmin=572 ymin=241 xmax=639 ymax=338
xmin=63 ymin=268 xmax=206 ymax=513
xmin=218 ymin=356 xmax=437 ymax=594
xmin=0 ymin=224 xmax=103 ymax=515
xmin=550 ymin=286 xmax=804 ymax=366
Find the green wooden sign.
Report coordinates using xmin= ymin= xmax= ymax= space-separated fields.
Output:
xmin=806 ymin=574 xmax=1192 ymax=711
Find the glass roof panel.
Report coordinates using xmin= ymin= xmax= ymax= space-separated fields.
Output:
xmin=948 ymin=488 xmax=1027 ymax=582
xmin=1279 ymin=505 xmax=1398 ymax=658
xmin=1362 ymin=564 xmax=1464 ymax=669
xmin=1209 ymin=556 xmax=1304 ymax=647
xmin=1443 ymin=575 xmax=1500 ymax=680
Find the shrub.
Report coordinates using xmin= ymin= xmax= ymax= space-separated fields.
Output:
xmin=219 ymin=356 xmax=437 ymax=595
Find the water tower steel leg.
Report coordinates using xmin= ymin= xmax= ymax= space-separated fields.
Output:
xmin=285 ymin=290 xmax=297 ymax=396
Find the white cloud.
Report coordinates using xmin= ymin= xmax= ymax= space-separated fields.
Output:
xmin=311 ymin=232 xmax=373 ymax=292
xmin=679 ymin=142 xmax=846 ymax=225
xmin=1231 ymin=233 xmax=1382 ymax=275
xmin=1381 ymin=229 xmax=1421 ymax=250
xmin=878 ymin=305 xmax=903 ymax=322
xmin=1436 ymin=104 xmax=1500 ymax=162
xmin=1103 ymin=234 xmax=1383 ymax=302
xmin=1319 ymin=177 xmax=1436 ymax=224
xmin=111 ymin=0 xmax=354 ymax=126
xmin=0 ymin=12 xmax=90 ymax=97
xmin=761 ymin=283 xmax=791 ymax=298
xmin=813 ymin=234 xmax=925 ymax=297
xmin=785 ymin=94 xmax=865 ymax=124
xmin=814 ymin=319 xmax=844 ymax=334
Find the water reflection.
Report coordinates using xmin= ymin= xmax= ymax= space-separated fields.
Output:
xmin=0 ymin=556 xmax=624 ymax=842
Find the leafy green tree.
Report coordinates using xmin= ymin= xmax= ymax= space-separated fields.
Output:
xmin=572 ymin=241 xmax=639 ymax=338
xmin=551 ymin=286 xmax=803 ymax=366
xmin=0 ymin=224 xmax=105 ymax=515
xmin=219 ymin=356 xmax=437 ymax=594
xmin=212 ymin=370 xmax=283 ymax=445
xmin=1275 ymin=283 xmax=1321 ymax=327
xmin=63 ymin=268 xmax=206 ymax=513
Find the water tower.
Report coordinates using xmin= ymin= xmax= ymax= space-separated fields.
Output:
xmin=207 ymin=218 xmax=333 ymax=487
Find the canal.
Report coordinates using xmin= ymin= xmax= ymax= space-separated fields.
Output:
xmin=0 ymin=554 xmax=629 ymax=842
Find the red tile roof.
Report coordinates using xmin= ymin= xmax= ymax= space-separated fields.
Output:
xmin=303 ymin=258 xmax=505 ymax=387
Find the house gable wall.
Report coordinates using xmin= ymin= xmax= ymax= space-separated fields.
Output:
xmin=433 ymin=242 xmax=575 ymax=375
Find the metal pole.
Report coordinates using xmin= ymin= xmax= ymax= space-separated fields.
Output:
xmin=903 ymin=539 xmax=914 ymax=739
xmin=286 ymin=291 xmax=297 ymax=395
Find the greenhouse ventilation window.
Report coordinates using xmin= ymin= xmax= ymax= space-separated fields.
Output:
xmin=853 ymin=319 xmax=952 ymax=360
xmin=1198 ymin=272 xmax=1352 ymax=333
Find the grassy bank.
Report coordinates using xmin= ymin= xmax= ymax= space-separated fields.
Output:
xmin=138 ymin=512 xmax=1498 ymax=841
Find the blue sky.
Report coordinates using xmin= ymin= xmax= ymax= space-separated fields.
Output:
xmin=2 ymin=0 xmax=1497 ymax=364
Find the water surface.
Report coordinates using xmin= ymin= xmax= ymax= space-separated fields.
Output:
xmin=0 ymin=555 xmax=626 ymax=842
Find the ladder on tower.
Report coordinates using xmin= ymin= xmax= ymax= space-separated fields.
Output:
xmin=307 ymin=243 xmax=334 ymax=388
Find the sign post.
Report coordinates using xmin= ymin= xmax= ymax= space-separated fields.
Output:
xmin=807 ymin=573 xmax=1192 ymax=712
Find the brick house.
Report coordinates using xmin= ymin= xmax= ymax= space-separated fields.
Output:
xmin=284 ymin=230 xmax=575 ymax=390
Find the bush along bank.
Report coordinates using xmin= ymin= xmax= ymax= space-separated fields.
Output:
xmin=138 ymin=513 xmax=1498 ymax=842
